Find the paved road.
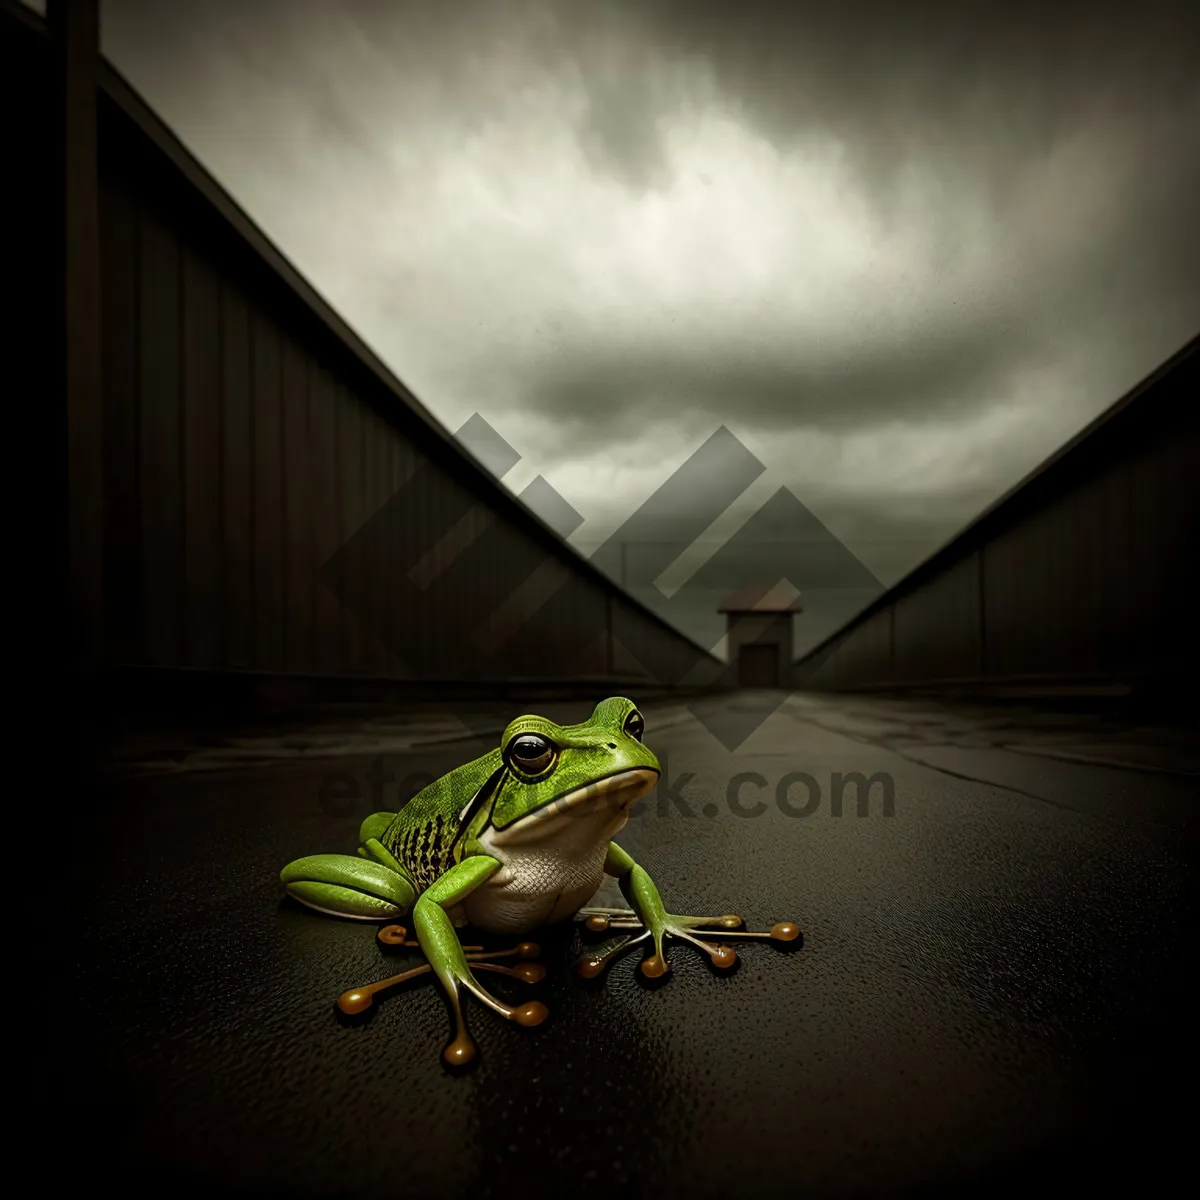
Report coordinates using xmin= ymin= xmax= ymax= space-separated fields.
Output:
xmin=67 ymin=691 xmax=1196 ymax=1197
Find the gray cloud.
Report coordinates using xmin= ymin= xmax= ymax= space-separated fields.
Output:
xmin=98 ymin=0 xmax=1200 ymax=628
xmin=615 ymin=0 xmax=1200 ymax=191
xmin=519 ymin=318 xmax=1033 ymax=437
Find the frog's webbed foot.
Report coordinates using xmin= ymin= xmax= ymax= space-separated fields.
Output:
xmin=438 ymin=954 xmax=550 ymax=1067
xmin=335 ymin=938 xmax=547 ymax=1040
xmin=376 ymin=924 xmax=546 ymax=983
xmin=575 ymin=910 xmax=800 ymax=978
xmin=580 ymin=909 xmax=744 ymax=934
xmin=575 ymin=914 xmax=739 ymax=976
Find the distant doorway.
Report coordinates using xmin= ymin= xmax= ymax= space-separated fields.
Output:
xmin=737 ymin=643 xmax=780 ymax=688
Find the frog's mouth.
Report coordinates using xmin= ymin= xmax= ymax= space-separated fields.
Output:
xmin=487 ymin=768 xmax=659 ymax=848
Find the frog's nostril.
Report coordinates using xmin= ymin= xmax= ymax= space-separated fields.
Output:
xmin=607 ymin=742 xmax=617 ymax=749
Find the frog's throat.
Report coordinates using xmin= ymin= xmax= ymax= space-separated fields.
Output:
xmin=485 ymin=768 xmax=659 ymax=848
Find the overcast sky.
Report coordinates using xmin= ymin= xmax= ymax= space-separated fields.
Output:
xmin=93 ymin=0 xmax=1199 ymax=626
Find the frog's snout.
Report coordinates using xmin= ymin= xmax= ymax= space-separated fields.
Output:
xmin=490 ymin=766 xmax=658 ymax=845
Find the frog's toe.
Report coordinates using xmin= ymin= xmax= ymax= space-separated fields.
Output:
xmin=464 ymin=943 xmax=544 ymax=983
xmin=670 ymin=917 xmax=803 ymax=954
xmin=642 ymin=919 xmax=748 ymax=972
xmin=640 ymin=952 xmax=671 ymax=978
xmin=437 ymin=970 xmax=549 ymax=1069
xmin=336 ymin=961 xmax=435 ymax=1015
xmin=577 ymin=906 xmax=640 ymax=933
xmin=444 ymin=1029 xmax=477 ymax=1068
xmin=669 ymin=928 xmax=738 ymax=970
xmin=573 ymin=930 xmax=651 ymax=979
xmin=677 ymin=913 xmax=745 ymax=931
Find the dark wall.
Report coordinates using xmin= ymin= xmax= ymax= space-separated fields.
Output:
xmin=9 ymin=4 xmax=66 ymax=708
xmin=60 ymin=39 xmax=710 ymax=699
xmin=795 ymin=339 xmax=1199 ymax=694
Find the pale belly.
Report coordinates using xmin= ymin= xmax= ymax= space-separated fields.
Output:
xmin=463 ymin=841 xmax=608 ymax=935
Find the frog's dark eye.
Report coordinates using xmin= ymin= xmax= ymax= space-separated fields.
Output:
xmin=624 ymin=711 xmax=645 ymax=742
xmin=505 ymin=732 xmax=557 ymax=777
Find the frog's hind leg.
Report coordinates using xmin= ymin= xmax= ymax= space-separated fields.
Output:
xmin=280 ymin=847 xmax=416 ymax=921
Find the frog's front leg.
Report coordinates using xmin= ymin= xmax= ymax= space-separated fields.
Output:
xmin=414 ymin=857 xmax=549 ymax=1067
xmin=590 ymin=843 xmax=800 ymax=978
xmin=595 ymin=842 xmax=719 ymax=976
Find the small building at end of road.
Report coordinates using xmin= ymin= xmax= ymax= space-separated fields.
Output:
xmin=719 ymin=584 xmax=804 ymax=689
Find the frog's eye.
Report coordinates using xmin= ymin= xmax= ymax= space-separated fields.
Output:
xmin=505 ymin=732 xmax=557 ymax=777
xmin=624 ymin=711 xmax=645 ymax=742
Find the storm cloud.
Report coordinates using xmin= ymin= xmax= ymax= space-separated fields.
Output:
xmin=94 ymin=0 xmax=1200 ymax=635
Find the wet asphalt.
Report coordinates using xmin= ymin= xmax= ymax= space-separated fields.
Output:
xmin=63 ymin=691 xmax=1196 ymax=1198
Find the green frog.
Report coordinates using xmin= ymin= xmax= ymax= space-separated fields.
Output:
xmin=281 ymin=695 xmax=799 ymax=1065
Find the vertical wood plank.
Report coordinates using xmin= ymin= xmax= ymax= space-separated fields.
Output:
xmin=377 ymin=414 xmax=398 ymax=674
xmin=99 ymin=175 xmax=141 ymax=661
xmin=181 ymin=244 xmax=221 ymax=668
xmin=220 ymin=282 xmax=253 ymax=668
xmin=51 ymin=0 xmax=105 ymax=664
xmin=137 ymin=206 xmax=183 ymax=665
xmin=336 ymin=385 xmax=367 ymax=673
xmin=1130 ymin=424 xmax=1194 ymax=675
xmin=391 ymin=435 xmax=418 ymax=677
xmin=380 ymin=427 xmax=401 ymax=673
xmin=282 ymin=337 xmax=313 ymax=672
xmin=309 ymin=364 xmax=342 ymax=674
xmin=364 ymin=409 xmax=390 ymax=673
xmin=252 ymin=311 xmax=284 ymax=671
